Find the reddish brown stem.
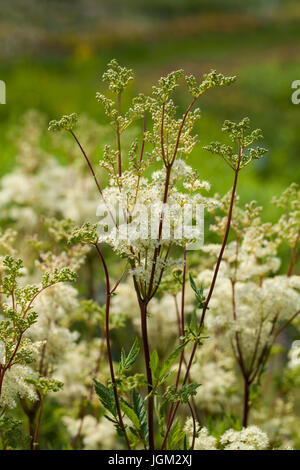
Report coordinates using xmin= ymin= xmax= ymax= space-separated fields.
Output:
xmin=242 ymin=379 xmax=250 ymax=427
xmin=147 ymin=166 xmax=171 ymax=298
xmin=139 ymin=113 xmax=146 ymax=162
xmin=287 ymin=228 xmax=300 ymax=276
xmin=117 ymin=94 xmax=122 ymax=177
xmin=188 ymin=401 xmax=196 ymax=450
xmin=161 ymin=147 xmax=242 ymax=449
xmin=167 ymin=248 xmax=187 ymax=425
xmin=30 ymin=393 xmax=43 ymax=450
xmin=70 ymin=130 xmax=103 ymax=196
xmin=170 ymin=98 xmax=197 ymax=167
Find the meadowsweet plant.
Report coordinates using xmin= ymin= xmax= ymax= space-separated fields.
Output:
xmin=1 ymin=60 xmax=300 ymax=450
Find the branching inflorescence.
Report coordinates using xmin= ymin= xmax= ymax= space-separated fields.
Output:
xmin=1 ymin=60 xmax=299 ymax=450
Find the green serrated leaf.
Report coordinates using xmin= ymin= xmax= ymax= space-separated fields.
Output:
xmin=119 ymin=338 xmax=140 ymax=375
xmin=120 ymin=398 xmax=139 ymax=429
xmin=94 ymin=380 xmax=117 ymax=418
xmin=133 ymin=389 xmax=148 ymax=444
xmin=157 ymin=371 xmax=175 ymax=388
xmin=189 ymin=273 xmax=198 ymax=295
xmin=167 ymin=419 xmax=184 ymax=450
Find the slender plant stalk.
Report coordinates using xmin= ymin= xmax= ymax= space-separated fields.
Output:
xmin=188 ymin=401 xmax=196 ymax=450
xmin=117 ymin=94 xmax=122 ymax=177
xmin=69 ymin=130 xmax=103 ymax=197
xmin=0 ymin=368 xmax=4 ymax=398
xmin=161 ymin=145 xmax=242 ymax=449
xmin=139 ymin=300 xmax=155 ymax=450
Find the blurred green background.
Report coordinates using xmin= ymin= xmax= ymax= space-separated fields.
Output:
xmin=0 ymin=0 xmax=300 ymax=216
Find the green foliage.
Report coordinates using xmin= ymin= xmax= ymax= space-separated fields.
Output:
xmin=150 ymin=342 xmax=189 ymax=396
xmin=206 ymin=412 xmax=242 ymax=442
xmin=48 ymin=113 xmax=78 ymax=132
xmin=152 ymin=69 xmax=184 ymax=103
xmin=0 ymin=251 xmax=78 ymax=441
xmin=69 ymin=223 xmax=98 ymax=245
xmin=158 ymin=342 xmax=188 ymax=380
xmin=118 ymin=338 xmax=140 ymax=376
xmin=15 ymin=286 xmax=40 ymax=310
xmin=117 ymin=373 xmax=145 ymax=393
xmin=102 ymin=59 xmax=134 ymax=95
xmin=94 ymin=380 xmax=117 ymax=418
xmin=185 ymin=314 xmax=208 ymax=345
xmin=166 ymin=419 xmax=185 ymax=450
xmin=2 ymin=256 xmax=24 ymax=294
xmin=74 ymin=299 xmax=126 ymax=330
xmin=94 ymin=378 xmax=149 ymax=445
xmin=204 ymin=117 xmax=268 ymax=170
xmin=100 ymin=144 xmax=120 ymax=174
xmin=159 ymin=268 xmax=183 ymax=295
xmin=119 ymin=398 xmax=139 ymax=430
xmin=189 ymin=273 xmax=206 ymax=309
xmin=41 ymin=267 xmax=77 ymax=288
xmin=4 ymin=306 xmax=38 ymax=333
xmin=272 ymin=183 xmax=300 ymax=248
xmin=133 ymin=389 xmax=148 ymax=444
xmin=44 ymin=218 xmax=75 ymax=243
xmin=27 ymin=377 xmax=64 ymax=396
xmin=0 ymin=415 xmax=26 ymax=450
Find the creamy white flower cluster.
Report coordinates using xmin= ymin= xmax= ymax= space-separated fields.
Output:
xmin=184 ymin=419 xmax=269 ymax=450
xmin=220 ymin=425 xmax=269 ymax=450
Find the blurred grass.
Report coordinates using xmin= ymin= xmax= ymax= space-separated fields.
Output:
xmin=0 ymin=1 xmax=300 ymax=220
